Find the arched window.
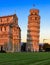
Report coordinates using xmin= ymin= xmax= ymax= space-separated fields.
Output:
xmin=1 ymin=19 xmax=2 ymax=22
xmin=35 ymin=17 xmax=37 ymax=20
xmin=1 ymin=27 xmax=2 ymax=31
xmin=4 ymin=27 xmax=6 ymax=31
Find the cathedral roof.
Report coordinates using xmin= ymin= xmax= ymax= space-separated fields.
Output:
xmin=0 ymin=14 xmax=17 ymax=18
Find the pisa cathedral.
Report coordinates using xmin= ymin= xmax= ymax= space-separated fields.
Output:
xmin=0 ymin=14 xmax=21 ymax=52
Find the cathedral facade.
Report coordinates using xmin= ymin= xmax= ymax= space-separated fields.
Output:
xmin=0 ymin=14 xmax=21 ymax=52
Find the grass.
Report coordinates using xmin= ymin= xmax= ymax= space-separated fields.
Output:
xmin=0 ymin=52 xmax=50 ymax=65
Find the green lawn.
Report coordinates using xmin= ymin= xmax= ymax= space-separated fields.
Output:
xmin=0 ymin=52 xmax=50 ymax=65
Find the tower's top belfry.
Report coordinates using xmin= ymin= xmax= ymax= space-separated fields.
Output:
xmin=30 ymin=9 xmax=39 ymax=15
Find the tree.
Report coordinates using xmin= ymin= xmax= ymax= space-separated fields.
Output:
xmin=43 ymin=43 xmax=50 ymax=51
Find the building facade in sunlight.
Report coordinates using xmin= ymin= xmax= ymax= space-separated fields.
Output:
xmin=0 ymin=14 xmax=21 ymax=52
xmin=27 ymin=9 xmax=40 ymax=52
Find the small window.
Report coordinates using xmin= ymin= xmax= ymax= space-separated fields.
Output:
xmin=1 ymin=27 xmax=2 ymax=31
xmin=1 ymin=19 xmax=2 ymax=22
xmin=4 ymin=27 xmax=6 ymax=31
xmin=35 ymin=13 xmax=37 ymax=15
xmin=35 ymin=17 xmax=37 ymax=20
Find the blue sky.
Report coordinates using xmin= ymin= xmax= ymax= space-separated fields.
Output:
xmin=0 ymin=0 xmax=50 ymax=43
